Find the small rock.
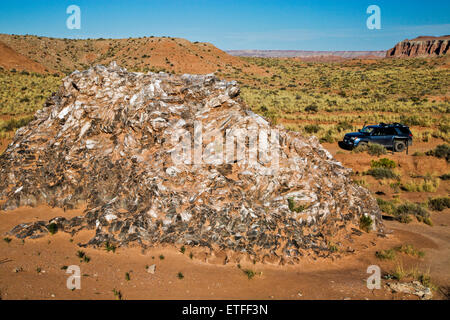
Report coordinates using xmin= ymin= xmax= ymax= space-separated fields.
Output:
xmin=147 ymin=264 xmax=156 ymax=274
xmin=387 ymin=281 xmax=433 ymax=300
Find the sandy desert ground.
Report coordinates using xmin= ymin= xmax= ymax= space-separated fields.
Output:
xmin=1 ymin=143 xmax=448 ymax=300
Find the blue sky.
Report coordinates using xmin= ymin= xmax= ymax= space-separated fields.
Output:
xmin=0 ymin=0 xmax=448 ymax=50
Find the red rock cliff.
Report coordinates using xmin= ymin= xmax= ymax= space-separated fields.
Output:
xmin=386 ymin=36 xmax=450 ymax=58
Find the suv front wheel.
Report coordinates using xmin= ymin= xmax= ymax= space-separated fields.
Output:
xmin=393 ymin=140 xmax=406 ymax=152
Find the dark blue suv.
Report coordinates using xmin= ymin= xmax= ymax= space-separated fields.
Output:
xmin=339 ymin=123 xmax=413 ymax=152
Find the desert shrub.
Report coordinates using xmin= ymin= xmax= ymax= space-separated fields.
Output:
xmin=105 ymin=241 xmax=116 ymax=253
xmin=401 ymin=178 xmax=440 ymax=193
xmin=305 ymin=104 xmax=318 ymax=113
xmin=335 ymin=121 xmax=353 ymax=132
xmin=353 ymin=178 xmax=368 ymax=187
xmin=439 ymin=123 xmax=450 ymax=134
xmin=375 ymin=249 xmax=396 ymax=260
xmin=426 ymin=144 xmax=450 ymax=162
xmin=359 ymin=215 xmax=373 ymax=233
xmin=400 ymin=114 xmax=417 ymax=125
xmin=428 ymin=197 xmax=450 ymax=211
xmin=304 ymin=124 xmax=321 ymax=134
xmin=243 ymin=269 xmax=257 ymax=279
xmin=390 ymin=181 xmax=402 ymax=193
xmin=389 ymin=263 xmax=435 ymax=291
xmin=377 ymin=198 xmax=396 ymax=215
xmin=112 ymin=289 xmax=122 ymax=300
xmin=395 ymin=244 xmax=425 ymax=258
xmin=0 ymin=71 xmax=61 ymax=116
xmin=328 ymin=242 xmax=339 ymax=252
xmin=0 ymin=116 xmax=33 ymax=132
xmin=393 ymin=208 xmax=413 ymax=223
xmin=395 ymin=202 xmax=432 ymax=225
xmin=47 ymin=223 xmax=58 ymax=235
xmin=352 ymin=143 xmax=368 ymax=153
xmin=364 ymin=168 xmax=398 ymax=180
xmin=288 ymin=197 xmax=305 ymax=213
xmin=367 ymin=143 xmax=387 ymax=157
xmin=319 ymin=129 xmax=335 ymax=143
xmin=371 ymin=158 xmax=396 ymax=169
xmin=76 ymin=250 xmax=91 ymax=263
xmin=439 ymin=173 xmax=450 ymax=180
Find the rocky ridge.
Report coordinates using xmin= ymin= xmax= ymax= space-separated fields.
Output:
xmin=386 ymin=36 xmax=450 ymax=58
xmin=0 ymin=62 xmax=383 ymax=263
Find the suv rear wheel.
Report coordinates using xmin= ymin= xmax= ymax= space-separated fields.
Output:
xmin=394 ymin=140 xmax=406 ymax=152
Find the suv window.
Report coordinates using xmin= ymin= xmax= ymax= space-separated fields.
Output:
xmin=372 ymin=128 xmax=384 ymax=136
xmin=395 ymin=127 xmax=411 ymax=135
xmin=385 ymin=128 xmax=397 ymax=135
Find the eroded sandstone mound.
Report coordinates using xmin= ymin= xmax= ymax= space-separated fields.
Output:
xmin=0 ymin=62 xmax=383 ymax=263
xmin=386 ymin=36 xmax=450 ymax=58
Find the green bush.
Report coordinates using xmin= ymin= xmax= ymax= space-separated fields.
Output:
xmin=376 ymin=249 xmax=396 ymax=260
xmin=359 ymin=215 xmax=373 ymax=233
xmin=395 ymin=244 xmax=425 ymax=258
xmin=395 ymin=202 xmax=432 ymax=225
xmin=243 ymin=269 xmax=257 ymax=279
xmin=400 ymin=178 xmax=440 ymax=193
xmin=364 ymin=168 xmax=398 ymax=180
xmin=371 ymin=158 xmax=396 ymax=169
xmin=319 ymin=130 xmax=335 ymax=143
xmin=368 ymin=143 xmax=387 ymax=157
xmin=305 ymin=104 xmax=318 ymax=113
xmin=352 ymin=143 xmax=368 ymax=153
xmin=426 ymin=144 xmax=450 ymax=162
xmin=304 ymin=124 xmax=321 ymax=134
xmin=377 ymin=198 xmax=396 ymax=215
xmin=428 ymin=197 xmax=450 ymax=211
xmin=288 ymin=197 xmax=305 ymax=213
xmin=105 ymin=241 xmax=116 ymax=253
xmin=47 ymin=223 xmax=58 ymax=235
xmin=400 ymin=115 xmax=430 ymax=127
xmin=335 ymin=121 xmax=353 ymax=132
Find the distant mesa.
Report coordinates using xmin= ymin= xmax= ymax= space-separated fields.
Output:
xmin=226 ymin=50 xmax=386 ymax=60
xmin=386 ymin=35 xmax=450 ymax=58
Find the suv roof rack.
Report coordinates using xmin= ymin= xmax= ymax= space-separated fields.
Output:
xmin=378 ymin=122 xmax=408 ymax=128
